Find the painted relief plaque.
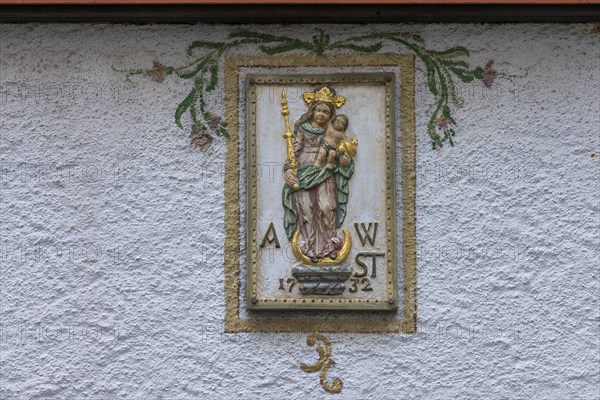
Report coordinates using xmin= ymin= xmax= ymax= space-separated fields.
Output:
xmin=246 ymin=73 xmax=398 ymax=311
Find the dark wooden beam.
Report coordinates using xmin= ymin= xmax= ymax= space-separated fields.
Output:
xmin=1 ymin=4 xmax=599 ymax=23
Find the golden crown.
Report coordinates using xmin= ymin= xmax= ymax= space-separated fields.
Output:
xmin=302 ymin=86 xmax=346 ymax=109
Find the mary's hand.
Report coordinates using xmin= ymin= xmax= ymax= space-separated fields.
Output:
xmin=284 ymin=169 xmax=299 ymax=187
xmin=339 ymin=154 xmax=351 ymax=167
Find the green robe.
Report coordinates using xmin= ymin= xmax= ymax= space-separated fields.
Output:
xmin=282 ymin=160 xmax=355 ymax=241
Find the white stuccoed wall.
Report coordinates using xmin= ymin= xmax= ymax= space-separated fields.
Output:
xmin=0 ymin=23 xmax=598 ymax=399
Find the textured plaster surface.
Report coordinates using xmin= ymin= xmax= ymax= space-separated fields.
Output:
xmin=0 ymin=24 xmax=598 ymax=399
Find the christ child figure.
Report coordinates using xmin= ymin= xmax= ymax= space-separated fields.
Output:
xmin=314 ymin=114 xmax=350 ymax=170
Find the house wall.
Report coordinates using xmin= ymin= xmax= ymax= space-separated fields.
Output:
xmin=0 ymin=23 xmax=598 ymax=399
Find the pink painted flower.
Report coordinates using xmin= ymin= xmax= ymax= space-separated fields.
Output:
xmin=190 ymin=131 xmax=213 ymax=150
xmin=434 ymin=144 xmax=441 ymax=153
xmin=483 ymin=60 xmax=497 ymax=88
xmin=207 ymin=115 xmax=222 ymax=130
xmin=435 ymin=115 xmax=456 ymax=130
xmin=147 ymin=61 xmax=166 ymax=83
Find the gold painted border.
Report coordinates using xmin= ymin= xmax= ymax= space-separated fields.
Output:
xmin=224 ymin=54 xmax=416 ymax=333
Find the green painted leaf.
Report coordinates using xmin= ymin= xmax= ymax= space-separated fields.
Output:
xmin=428 ymin=125 xmax=443 ymax=146
xmin=229 ymin=30 xmax=295 ymax=44
xmin=175 ymin=88 xmax=196 ymax=129
xmin=424 ymin=58 xmax=438 ymax=96
xmin=187 ymin=40 xmax=223 ymax=55
xmin=217 ymin=127 xmax=229 ymax=138
xmin=399 ymin=31 xmax=424 ymax=43
xmin=259 ymin=41 xmax=309 ymax=55
xmin=179 ymin=58 xmax=211 ymax=79
xmin=113 ymin=65 xmax=146 ymax=81
xmin=441 ymin=68 xmax=463 ymax=107
xmin=237 ymin=38 xmax=263 ymax=45
xmin=205 ymin=64 xmax=219 ymax=92
xmin=448 ymin=66 xmax=475 ymax=83
xmin=312 ymin=35 xmax=322 ymax=50
xmin=430 ymin=46 xmax=470 ymax=59
xmin=331 ymin=42 xmax=383 ymax=53
xmin=472 ymin=67 xmax=485 ymax=79
xmin=388 ymin=31 xmax=424 ymax=43
xmin=442 ymin=105 xmax=451 ymax=117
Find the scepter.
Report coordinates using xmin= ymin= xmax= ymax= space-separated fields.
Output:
xmin=281 ymin=89 xmax=300 ymax=190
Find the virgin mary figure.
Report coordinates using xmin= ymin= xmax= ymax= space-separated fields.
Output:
xmin=282 ymin=86 xmax=356 ymax=264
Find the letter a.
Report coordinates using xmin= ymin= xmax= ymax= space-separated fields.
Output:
xmin=354 ymin=222 xmax=378 ymax=246
xmin=259 ymin=222 xmax=281 ymax=248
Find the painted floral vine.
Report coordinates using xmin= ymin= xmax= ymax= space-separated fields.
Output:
xmin=114 ymin=28 xmax=511 ymax=150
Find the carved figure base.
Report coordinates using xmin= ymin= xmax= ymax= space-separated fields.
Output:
xmin=292 ymin=264 xmax=352 ymax=295
xmin=299 ymin=282 xmax=346 ymax=295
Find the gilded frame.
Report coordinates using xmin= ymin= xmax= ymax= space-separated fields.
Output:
xmin=224 ymin=54 xmax=416 ymax=332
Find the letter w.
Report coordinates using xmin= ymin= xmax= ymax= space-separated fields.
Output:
xmin=354 ymin=222 xmax=378 ymax=246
